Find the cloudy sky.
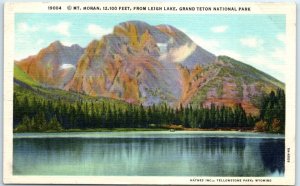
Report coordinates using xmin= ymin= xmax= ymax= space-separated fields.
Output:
xmin=15 ymin=13 xmax=286 ymax=82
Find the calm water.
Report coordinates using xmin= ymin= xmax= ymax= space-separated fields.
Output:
xmin=13 ymin=131 xmax=285 ymax=176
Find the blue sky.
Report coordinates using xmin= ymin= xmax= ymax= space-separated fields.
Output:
xmin=15 ymin=13 xmax=286 ymax=82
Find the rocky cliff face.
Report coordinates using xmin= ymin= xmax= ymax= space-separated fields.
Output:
xmin=15 ymin=21 xmax=284 ymax=115
xmin=183 ymin=56 xmax=283 ymax=115
xmin=16 ymin=41 xmax=84 ymax=88
xmin=65 ymin=21 xmax=216 ymax=105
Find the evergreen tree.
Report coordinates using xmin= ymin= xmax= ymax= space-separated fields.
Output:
xmin=48 ymin=116 xmax=63 ymax=131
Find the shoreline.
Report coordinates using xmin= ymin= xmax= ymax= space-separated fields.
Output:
xmin=13 ymin=127 xmax=260 ymax=133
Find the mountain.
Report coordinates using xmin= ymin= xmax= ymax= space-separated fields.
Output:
xmin=185 ymin=56 xmax=283 ymax=115
xmin=65 ymin=21 xmax=216 ymax=106
xmin=14 ymin=21 xmax=284 ymax=115
xmin=15 ymin=41 xmax=84 ymax=88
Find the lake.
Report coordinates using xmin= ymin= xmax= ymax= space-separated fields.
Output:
xmin=13 ymin=131 xmax=285 ymax=176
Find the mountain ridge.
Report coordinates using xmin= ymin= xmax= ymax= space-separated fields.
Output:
xmin=14 ymin=20 xmax=284 ymax=115
xmin=16 ymin=40 xmax=84 ymax=88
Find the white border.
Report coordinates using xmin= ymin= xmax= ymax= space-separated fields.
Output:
xmin=3 ymin=2 xmax=296 ymax=185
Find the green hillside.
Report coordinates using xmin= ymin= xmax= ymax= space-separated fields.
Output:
xmin=14 ymin=65 xmax=39 ymax=87
xmin=218 ymin=56 xmax=284 ymax=89
xmin=189 ymin=56 xmax=284 ymax=109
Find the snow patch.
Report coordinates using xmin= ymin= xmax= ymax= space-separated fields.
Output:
xmin=157 ymin=43 xmax=167 ymax=53
xmin=59 ymin=64 xmax=75 ymax=70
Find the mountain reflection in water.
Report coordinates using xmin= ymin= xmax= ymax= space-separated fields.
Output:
xmin=13 ymin=134 xmax=284 ymax=176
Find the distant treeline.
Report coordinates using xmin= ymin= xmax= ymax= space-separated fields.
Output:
xmin=13 ymin=86 xmax=285 ymax=133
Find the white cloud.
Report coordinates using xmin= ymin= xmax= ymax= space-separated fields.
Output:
xmin=240 ymin=37 xmax=264 ymax=49
xmin=188 ymin=33 xmax=284 ymax=81
xmin=47 ymin=22 xmax=71 ymax=36
xmin=211 ymin=25 xmax=228 ymax=33
xmin=172 ymin=43 xmax=197 ymax=62
xmin=17 ymin=22 xmax=39 ymax=32
xmin=188 ymin=33 xmax=283 ymax=81
xmin=271 ymin=47 xmax=285 ymax=61
xmin=189 ymin=34 xmax=242 ymax=62
xmin=189 ymin=34 xmax=242 ymax=61
xmin=276 ymin=33 xmax=286 ymax=44
xmin=244 ymin=54 xmax=285 ymax=81
xmin=15 ymin=37 xmax=47 ymax=60
xmin=86 ymin=24 xmax=110 ymax=38
xmin=268 ymin=63 xmax=285 ymax=73
xmin=189 ymin=35 xmax=220 ymax=53
xmin=36 ymin=39 xmax=44 ymax=46
xmin=247 ymin=55 xmax=271 ymax=66
xmin=159 ymin=43 xmax=197 ymax=63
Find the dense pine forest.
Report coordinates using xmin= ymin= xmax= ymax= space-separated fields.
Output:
xmin=255 ymin=88 xmax=285 ymax=133
xmin=13 ymin=84 xmax=285 ymax=133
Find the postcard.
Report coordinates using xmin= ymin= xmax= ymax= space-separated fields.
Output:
xmin=3 ymin=2 xmax=296 ymax=185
